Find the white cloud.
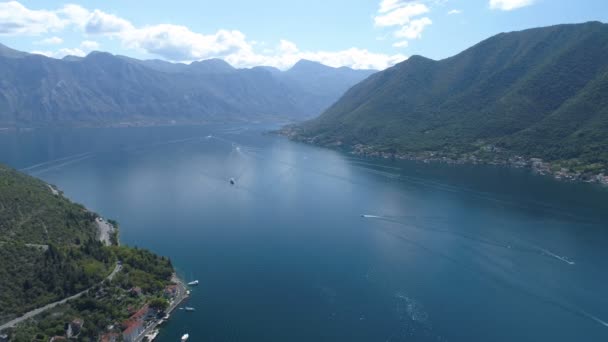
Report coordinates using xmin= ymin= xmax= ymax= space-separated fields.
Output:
xmin=35 ymin=36 xmax=63 ymax=45
xmin=374 ymin=2 xmax=429 ymax=27
xmin=31 ymin=40 xmax=100 ymax=59
xmin=489 ymin=0 xmax=535 ymax=11
xmin=30 ymin=50 xmax=54 ymax=57
xmin=394 ymin=17 xmax=432 ymax=39
xmin=392 ymin=40 xmax=409 ymax=48
xmin=119 ymin=25 xmax=248 ymax=61
xmin=374 ymin=1 xmax=433 ymax=51
xmin=448 ymin=9 xmax=462 ymax=15
xmin=30 ymin=47 xmax=84 ymax=58
xmin=80 ymin=40 xmax=100 ymax=51
xmin=85 ymin=9 xmax=134 ymax=34
xmin=58 ymin=47 xmax=86 ymax=57
xmin=2 ymin=1 xmax=406 ymax=70
xmin=378 ymin=0 xmax=406 ymax=14
xmin=225 ymin=39 xmax=407 ymax=70
xmin=58 ymin=4 xmax=90 ymax=28
xmin=0 ymin=1 xmax=66 ymax=35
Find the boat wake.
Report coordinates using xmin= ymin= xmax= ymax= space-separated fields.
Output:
xmin=361 ymin=214 xmax=578 ymax=268
xmin=537 ymin=248 xmax=575 ymax=265
xmin=20 ymin=152 xmax=92 ymax=172
xmin=361 ymin=214 xmax=382 ymax=219
xmin=586 ymin=313 xmax=608 ymax=328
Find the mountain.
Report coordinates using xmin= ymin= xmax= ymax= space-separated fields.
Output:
xmin=0 ymin=164 xmax=176 ymax=340
xmin=0 ymin=43 xmax=28 ymax=58
xmin=280 ymin=60 xmax=377 ymax=118
xmin=0 ymin=163 xmax=108 ymax=321
xmin=0 ymin=46 xmax=376 ymax=126
xmin=289 ymin=22 xmax=608 ymax=176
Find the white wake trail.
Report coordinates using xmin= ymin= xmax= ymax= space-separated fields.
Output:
xmin=20 ymin=152 xmax=91 ymax=171
xmin=538 ymin=248 xmax=575 ymax=265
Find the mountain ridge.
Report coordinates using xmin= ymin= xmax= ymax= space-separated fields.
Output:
xmin=286 ymin=21 xmax=608 ymax=183
xmin=0 ymin=45 xmax=377 ymax=127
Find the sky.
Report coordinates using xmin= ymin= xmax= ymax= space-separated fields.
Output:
xmin=0 ymin=0 xmax=607 ymax=70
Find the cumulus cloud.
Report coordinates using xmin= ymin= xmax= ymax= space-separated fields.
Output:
xmin=374 ymin=0 xmax=433 ymax=49
xmin=394 ymin=17 xmax=432 ymax=39
xmin=1 ymin=1 xmax=405 ymax=70
xmin=0 ymin=1 xmax=65 ymax=35
xmin=489 ymin=0 xmax=535 ymax=11
xmin=31 ymin=40 xmax=100 ymax=59
xmin=85 ymin=9 xmax=134 ymax=34
xmin=224 ymin=39 xmax=406 ymax=70
xmin=31 ymin=47 xmax=83 ymax=58
xmin=119 ymin=25 xmax=248 ymax=61
xmin=448 ymin=9 xmax=462 ymax=15
xmin=58 ymin=4 xmax=90 ymax=28
xmin=374 ymin=2 xmax=429 ymax=27
xmin=58 ymin=47 xmax=86 ymax=57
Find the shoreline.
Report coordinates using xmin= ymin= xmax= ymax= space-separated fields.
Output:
xmin=277 ymin=129 xmax=608 ymax=186
xmin=135 ymin=274 xmax=189 ymax=342
xmin=348 ymin=145 xmax=608 ymax=186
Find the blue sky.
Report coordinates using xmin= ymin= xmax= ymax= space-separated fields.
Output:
xmin=1 ymin=0 xmax=607 ymax=69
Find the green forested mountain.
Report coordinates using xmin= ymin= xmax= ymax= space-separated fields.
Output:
xmin=0 ymin=46 xmax=375 ymax=126
xmin=290 ymin=22 xmax=608 ymax=174
xmin=0 ymin=164 xmax=112 ymax=321
xmin=0 ymin=165 xmax=174 ymax=341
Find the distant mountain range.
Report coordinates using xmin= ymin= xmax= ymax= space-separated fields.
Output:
xmin=287 ymin=22 xmax=608 ymax=178
xmin=0 ymin=44 xmax=376 ymax=126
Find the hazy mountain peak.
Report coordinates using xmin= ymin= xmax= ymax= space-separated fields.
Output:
xmin=62 ymin=55 xmax=84 ymax=62
xmin=190 ymin=58 xmax=235 ymax=73
xmin=85 ymin=51 xmax=114 ymax=59
xmin=0 ymin=43 xmax=29 ymax=58
xmin=289 ymin=59 xmax=331 ymax=72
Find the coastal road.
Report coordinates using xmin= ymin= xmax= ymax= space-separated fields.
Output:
xmin=0 ymin=263 xmax=122 ymax=332
xmin=134 ymin=275 xmax=189 ymax=342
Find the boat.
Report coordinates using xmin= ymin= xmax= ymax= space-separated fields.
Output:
xmin=185 ymin=307 xmax=195 ymax=312
xmin=181 ymin=333 xmax=189 ymax=342
xmin=187 ymin=280 xmax=199 ymax=286
xmin=229 ymin=178 xmax=236 ymax=185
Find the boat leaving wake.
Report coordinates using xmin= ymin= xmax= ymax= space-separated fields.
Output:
xmin=538 ymin=248 xmax=575 ymax=265
xmin=362 ymin=214 xmax=578 ymax=267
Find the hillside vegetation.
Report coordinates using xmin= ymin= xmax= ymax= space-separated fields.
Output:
xmin=0 ymin=164 xmax=175 ymax=342
xmin=0 ymin=164 xmax=112 ymax=320
xmin=290 ymin=22 xmax=608 ymax=177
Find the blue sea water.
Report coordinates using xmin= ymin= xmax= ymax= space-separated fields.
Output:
xmin=1 ymin=124 xmax=607 ymax=341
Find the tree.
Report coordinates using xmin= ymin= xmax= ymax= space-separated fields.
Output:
xmin=148 ymin=297 xmax=169 ymax=312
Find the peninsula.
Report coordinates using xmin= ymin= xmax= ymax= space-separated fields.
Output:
xmin=0 ymin=163 xmax=187 ymax=341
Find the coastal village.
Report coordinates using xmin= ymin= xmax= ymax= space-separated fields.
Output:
xmin=346 ymin=142 xmax=608 ymax=186
xmin=37 ymin=277 xmax=189 ymax=342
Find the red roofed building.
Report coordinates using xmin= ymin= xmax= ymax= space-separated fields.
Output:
xmin=122 ymin=305 xmax=152 ymax=342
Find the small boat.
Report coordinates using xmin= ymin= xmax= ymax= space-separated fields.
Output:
xmin=229 ymin=178 xmax=236 ymax=185
xmin=185 ymin=307 xmax=195 ymax=312
xmin=181 ymin=333 xmax=189 ymax=342
xmin=187 ymin=280 xmax=199 ymax=286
